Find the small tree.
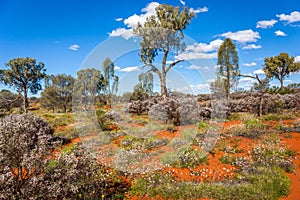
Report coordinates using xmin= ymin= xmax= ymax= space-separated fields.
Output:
xmin=217 ymin=38 xmax=239 ymax=99
xmin=0 ymin=89 xmax=22 ymax=112
xmin=0 ymin=57 xmax=46 ymax=112
xmin=41 ymin=74 xmax=75 ymax=113
xmin=263 ymin=52 xmax=300 ymax=89
xmin=238 ymin=73 xmax=270 ymax=116
xmin=134 ymin=4 xmax=195 ymax=97
xmin=139 ymin=72 xmax=153 ymax=95
xmin=102 ymin=57 xmax=119 ymax=107
xmin=74 ymin=68 xmax=105 ymax=110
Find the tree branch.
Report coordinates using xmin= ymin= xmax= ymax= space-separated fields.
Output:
xmin=166 ymin=59 xmax=184 ymax=73
xmin=143 ymin=64 xmax=161 ymax=76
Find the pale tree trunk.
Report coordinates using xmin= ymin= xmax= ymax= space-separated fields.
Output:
xmin=259 ymin=94 xmax=263 ymax=117
xmin=280 ymin=78 xmax=284 ymax=89
xmin=23 ymin=88 xmax=28 ymax=113
xmin=160 ymin=73 xmax=167 ymax=98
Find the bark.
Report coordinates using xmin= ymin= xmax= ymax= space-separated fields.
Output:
xmin=160 ymin=73 xmax=168 ymax=98
xmin=280 ymin=78 xmax=284 ymax=89
xmin=23 ymin=88 xmax=28 ymax=113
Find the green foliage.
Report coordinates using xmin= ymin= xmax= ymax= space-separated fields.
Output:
xmin=74 ymin=68 xmax=105 ymax=110
xmin=0 ymin=57 xmax=46 ymax=112
xmin=102 ymin=57 xmax=119 ymax=106
xmin=119 ymin=135 xmax=168 ymax=151
xmin=252 ymin=140 xmax=295 ymax=173
xmin=0 ymin=89 xmax=22 ymax=112
xmin=263 ymin=113 xmax=296 ymax=121
xmin=133 ymin=4 xmax=195 ymax=96
xmin=265 ymin=85 xmax=293 ymax=94
xmin=263 ymin=52 xmax=300 ymax=89
xmin=131 ymin=166 xmax=290 ymax=200
xmin=161 ymin=146 xmax=207 ymax=168
xmin=244 ymin=118 xmax=265 ymax=129
xmin=219 ymin=153 xmax=236 ymax=164
xmin=96 ymin=108 xmax=114 ymax=131
xmin=217 ymin=38 xmax=239 ymax=98
xmin=41 ymin=74 xmax=75 ymax=113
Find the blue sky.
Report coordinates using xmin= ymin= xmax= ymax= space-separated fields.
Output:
xmin=0 ymin=0 xmax=300 ymax=94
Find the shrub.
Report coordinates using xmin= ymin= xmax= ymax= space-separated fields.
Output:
xmin=161 ymin=146 xmax=207 ymax=168
xmin=0 ymin=113 xmax=54 ymax=199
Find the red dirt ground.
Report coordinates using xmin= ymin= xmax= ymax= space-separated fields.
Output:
xmin=57 ymin=117 xmax=300 ymax=200
xmin=280 ymin=131 xmax=300 ymax=200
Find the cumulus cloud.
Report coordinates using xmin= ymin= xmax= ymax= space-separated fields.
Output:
xmin=186 ymin=39 xmax=223 ymax=53
xmin=69 ymin=44 xmax=80 ymax=51
xmin=175 ymin=52 xmax=217 ymax=60
xmin=124 ymin=2 xmax=159 ymax=29
xmin=187 ymin=65 xmax=201 ymax=70
xmin=119 ymin=66 xmax=139 ymax=72
xmin=175 ymin=39 xmax=222 ymax=60
xmin=275 ymin=30 xmax=287 ymax=36
xmin=242 ymin=44 xmax=262 ymax=50
xmin=220 ymin=29 xmax=261 ymax=43
xmin=277 ymin=11 xmax=300 ymax=24
xmin=256 ymin=19 xmax=277 ymax=29
xmin=114 ymin=66 xmax=121 ymax=71
xmin=115 ymin=17 xmax=123 ymax=22
xmin=295 ymin=56 xmax=300 ymax=63
xmin=243 ymin=62 xmax=257 ymax=67
xmin=109 ymin=28 xmax=135 ymax=40
xmin=179 ymin=0 xmax=185 ymax=5
xmin=109 ymin=2 xmax=159 ymax=39
xmin=110 ymin=2 xmax=208 ymax=40
xmin=190 ymin=7 xmax=208 ymax=14
xmin=253 ymin=69 xmax=265 ymax=75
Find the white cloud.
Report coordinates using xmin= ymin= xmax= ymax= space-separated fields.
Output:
xmin=69 ymin=44 xmax=80 ymax=51
xmin=187 ymin=65 xmax=202 ymax=70
xmin=206 ymin=79 xmax=215 ymax=83
xmin=275 ymin=30 xmax=287 ymax=36
xmin=109 ymin=2 xmax=159 ymax=39
xmin=220 ymin=29 xmax=261 ymax=43
xmin=256 ymin=19 xmax=277 ymax=29
xmin=114 ymin=66 xmax=121 ymax=71
xmin=175 ymin=52 xmax=217 ymax=60
xmin=295 ymin=56 xmax=300 ymax=63
xmin=186 ymin=39 xmax=223 ymax=53
xmin=191 ymin=83 xmax=210 ymax=91
xmin=124 ymin=2 xmax=159 ymax=29
xmin=175 ymin=39 xmax=222 ymax=60
xmin=253 ymin=69 xmax=265 ymax=75
xmin=189 ymin=7 xmax=208 ymax=14
xmin=243 ymin=62 xmax=257 ymax=67
xmin=109 ymin=28 xmax=135 ymax=40
xmin=179 ymin=0 xmax=185 ymax=5
xmin=277 ymin=11 xmax=300 ymax=24
xmin=284 ymin=79 xmax=293 ymax=83
xmin=238 ymin=75 xmax=257 ymax=88
xmin=120 ymin=66 xmax=139 ymax=72
xmin=115 ymin=17 xmax=123 ymax=22
xmin=242 ymin=44 xmax=262 ymax=50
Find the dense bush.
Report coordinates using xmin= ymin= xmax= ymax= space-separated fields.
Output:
xmin=124 ymin=97 xmax=201 ymax=125
xmin=0 ymin=113 xmax=128 ymax=199
xmin=0 ymin=113 xmax=54 ymax=199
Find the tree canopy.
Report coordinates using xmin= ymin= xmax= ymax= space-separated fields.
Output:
xmin=217 ymin=38 xmax=239 ymax=99
xmin=133 ymin=4 xmax=195 ymax=97
xmin=263 ymin=52 xmax=300 ymax=89
xmin=0 ymin=57 xmax=46 ymax=112
xmin=41 ymin=74 xmax=75 ymax=113
xmin=102 ymin=57 xmax=119 ymax=106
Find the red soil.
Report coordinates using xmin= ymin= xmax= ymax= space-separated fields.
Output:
xmin=280 ymin=131 xmax=300 ymax=200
